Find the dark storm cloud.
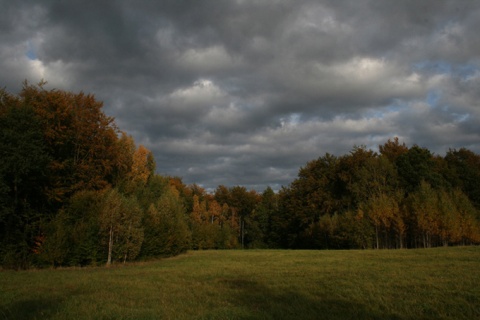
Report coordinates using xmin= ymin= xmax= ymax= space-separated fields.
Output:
xmin=1 ymin=0 xmax=479 ymax=191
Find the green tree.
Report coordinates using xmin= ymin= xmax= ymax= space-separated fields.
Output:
xmin=396 ymin=145 xmax=444 ymax=193
xmin=99 ymin=189 xmax=144 ymax=265
xmin=407 ymin=181 xmax=441 ymax=248
xmin=0 ymin=92 xmax=50 ymax=269
xmin=99 ymin=189 xmax=123 ymax=266
xmin=337 ymin=146 xmax=378 ymax=207
xmin=38 ymin=190 xmax=103 ymax=267
xmin=37 ymin=210 xmax=71 ymax=267
xmin=142 ymin=186 xmax=190 ymax=257
xmin=276 ymin=154 xmax=340 ymax=248
xmin=445 ymin=148 xmax=480 ymax=209
xmin=250 ymin=186 xmax=278 ymax=248
xmin=451 ymin=189 xmax=480 ymax=245
xmin=117 ymin=196 xmax=144 ymax=263
xmin=215 ymin=186 xmax=259 ymax=248
xmin=133 ymin=175 xmax=169 ymax=213
xmin=335 ymin=210 xmax=374 ymax=249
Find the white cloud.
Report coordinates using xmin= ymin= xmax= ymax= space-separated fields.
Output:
xmin=162 ymin=79 xmax=229 ymax=118
xmin=202 ymin=102 xmax=247 ymax=129
xmin=179 ymin=45 xmax=243 ymax=72
xmin=170 ymin=79 xmax=225 ymax=105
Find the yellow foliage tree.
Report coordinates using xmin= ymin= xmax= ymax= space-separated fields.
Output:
xmin=130 ymin=145 xmax=154 ymax=185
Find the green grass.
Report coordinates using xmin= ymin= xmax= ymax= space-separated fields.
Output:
xmin=1 ymin=247 xmax=479 ymax=319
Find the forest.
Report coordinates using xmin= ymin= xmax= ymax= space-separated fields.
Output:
xmin=1 ymin=82 xmax=480 ymax=269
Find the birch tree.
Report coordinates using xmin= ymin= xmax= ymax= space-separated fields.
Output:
xmin=100 ymin=189 xmax=122 ymax=266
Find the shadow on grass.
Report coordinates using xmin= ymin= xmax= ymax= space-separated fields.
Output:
xmin=214 ymin=278 xmax=401 ymax=320
xmin=0 ymin=297 xmax=63 ymax=320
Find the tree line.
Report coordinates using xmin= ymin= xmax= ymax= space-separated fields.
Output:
xmin=276 ymin=141 xmax=480 ymax=250
xmin=1 ymin=82 xmax=479 ymax=269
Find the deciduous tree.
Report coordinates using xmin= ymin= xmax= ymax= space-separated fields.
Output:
xmin=0 ymin=92 xmax=50 ymax=268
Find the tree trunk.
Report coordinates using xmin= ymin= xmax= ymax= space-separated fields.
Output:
xmin=241 ymin=219 xmax=245 ymax=249
xmin=107 ymin=225 xmax=113 ymax=266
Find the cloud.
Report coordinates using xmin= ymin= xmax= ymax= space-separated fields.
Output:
xmin=1 ymin=0 xmax=479 ymax=191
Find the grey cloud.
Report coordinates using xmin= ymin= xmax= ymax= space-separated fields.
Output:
xmin=1 ymin=0 xmax=479 ymax=191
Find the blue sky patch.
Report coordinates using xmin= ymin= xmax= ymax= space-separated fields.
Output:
xmin=413 ymin=60 xmax=479 ymax=80
xmin=25 ymin=41 xmax=37 ymax=60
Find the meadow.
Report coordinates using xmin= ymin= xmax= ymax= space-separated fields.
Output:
xmin=1 ymin=247 xmax=479 ymax=320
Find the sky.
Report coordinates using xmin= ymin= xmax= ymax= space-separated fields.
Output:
xmin=1 ymin=0 xmax=480 ymax=192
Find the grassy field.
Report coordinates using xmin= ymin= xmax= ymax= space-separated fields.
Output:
xmin=0 ymin=247 xmax=479 ymax=320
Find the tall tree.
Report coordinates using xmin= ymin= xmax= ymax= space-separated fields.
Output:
xmin=0 ymin=92 xmax=50 ymax=268
xmin=99 ymin=189 xmax=123 ymax=266
xmin=39 ymin=190 xmax=103 ymax=267
xmin=189 ymin=194 xmax=209 ymax=249
xmin=113 ymin=132 xmax=136 ymax=186
xmin=228 ymin=186 xmax=260 ymax=247
xmin=407 ymin=181 xmax=441 ymax=248
xmin=276 ymin=153 xmax=341 ymax=248
xmin=119 ymin=197 xmax=144 ymax=263
xmin=253 ymin=187 xmax=278 ymax=248
xmin=445 ymin=148 xmax=480 ymax=209
xmin=339 ymin=147 xmax=399 ymax=208
xmin=142 ymin=186 xmax=190 ymax=257
xmin=21 ymin=82 xmax=119 ymax=202
xmin=451 ymin=189 xmax=480 ymax=245
xmin=396 ymin=145 xmax=444 ymax=193
xmin=362 ymin=193 xmax=399 ymax=249
xmin=130 ymin=145 xmax=155 ymax=186
xmin=378 ymin=137 xmax=409 ymax=163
